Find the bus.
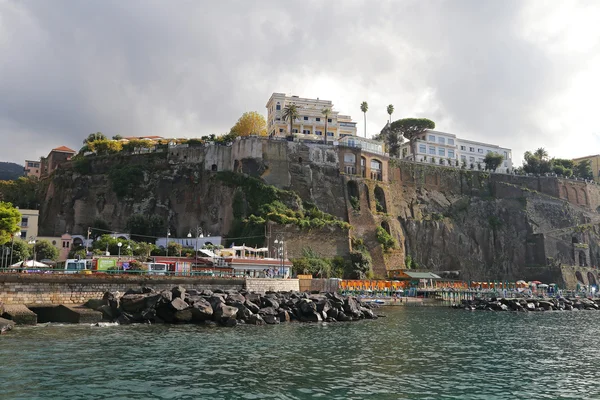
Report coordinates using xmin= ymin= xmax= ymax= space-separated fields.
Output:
xmin=144 ymin=262 xmax=168 ymax=275
xmin=62 ymin=259 xmax=93 ymax=274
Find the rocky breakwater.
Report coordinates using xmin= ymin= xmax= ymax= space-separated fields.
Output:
xmin=87 ymin=286 xmax=379 ymax=326
xmin=0 ymin=300 xmax=15 ymax=334
xmin=455 ymin=297 xmax=600 ymax=312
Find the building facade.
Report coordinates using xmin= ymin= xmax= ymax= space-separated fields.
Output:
xmin=338 ymin=136 xmax=389 ymax=182
xmin=24 ymin=160 xmax=41 ymax=178
xmin=398 ymin=129 xmax=513 ymax=172
xmin=572 ymin=155 xmax=600 ymax=182
xmin=17 ymin=209 xmax=39 ymax=240
xmin=266 ymin=93 xmax=357 ymax=141
xmin=41 ymin=146 xmax=76 ymax=178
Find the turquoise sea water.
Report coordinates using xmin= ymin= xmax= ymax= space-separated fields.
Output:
xmin=1 ymin=306 xmax=599 ymax=400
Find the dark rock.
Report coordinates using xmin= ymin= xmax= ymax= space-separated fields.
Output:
xmin=299 ymin=299 xmax=317 ymax=315
xmin=261 ymin=297 xmax=280 ymax=310
xmin=142 ymin=287 xmax=155 ymax=294
xmin=258 ymin=307 xmax=278 ymax=316
xmin=116 ymin=312 xmax=133 ymax=325
xmin=213 ymin=303 xmax=238 ymax=321
xmin=237 ymin=306 xmax=254 ymax=321
xmin=337 ymin=311 xmax=352 ymax=322
xmin=277 ymin=310 xmax=291 ymax=323
xmin=200 ymin=289 xmax=213 ymax=296
xmin=124 ymin=288 xmax=144 ymax=295
xmin=208 ymin=295 xmax=226 ymax=310
xmin=0 ymin=317 xmax=15 ymax=334
xmin=121 ymin=293 xmax=150 ymax=314
xmin=223 ymin=318 xmax=238 ymax=327
xmin=327 ymin=308 xmax=339 ymax=320
xmin=245 ymin=293 xmax=262 ymax=304
xmin=245 ymin=300 xmax=260 ymax=314
xmin=262 ymin=314 xmax=280 ymax=324
xmin=98 ymin=304 xmax=117 ymax=320
xmin=343 ymin=297 xmax=361 ymax=317
xmin=248 ymin=314 xmax=266 ymax=325
xmin=186 ymin=289 xmax=200 ymax=296
xmin=204 ymin=320 xmax=218 ymax=326
xmin=102 ymin=291 xmax=120 ymax=312
xmin=174 ymin=309 xmax=193 ymax=323
xmin=172 ymin=286 xmax=186 ymax=299
xmin=84 ymin=298 xmax=105 ymax=310
xmin=360 ymin=307 xmax=376 ymax=319
xmin=213 ymin=289 xmax=225 ymax=294
xmin=301 ymin=311 xmax=323 ymax=323
xmin=191 ymin=298 xmax=214 ymax=321
xmin=316 ymin=299 xmax=332 ymax=314
xmin=225 ymin=293 xmax=246 ymax=305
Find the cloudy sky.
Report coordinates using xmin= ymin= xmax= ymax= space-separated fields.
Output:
xmin=1 ymin=0 xmax=600 ymax=165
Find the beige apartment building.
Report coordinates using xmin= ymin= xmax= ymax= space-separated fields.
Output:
xmin=24 ymin=160 xmax=42 ymax=178
xmin=266 ymin=93 xmax=357 ymax=141
xmin=17 ymin=209 xmax=39 ymax=240
xmin=572 ymin=155 xmax=600 ymax=182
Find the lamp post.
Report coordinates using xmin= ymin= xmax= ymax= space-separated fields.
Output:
xmin=274 ymin=234 xmax=284 ymax=278
xmin=28 ymin=237 xmax=37 ymax=264
xmin=117 ymin=242 xmax=122 ymax=258
xmin=86 ymin=227 xmax=92 ymax=256
xmin=165 ymin=229 xmax=171 ymax=257
xmin=10 ymin=230 xmax=21 ymax=268
xmin=187 ymin=226 xmax=203 ymax=274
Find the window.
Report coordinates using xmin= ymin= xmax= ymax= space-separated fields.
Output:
xmin=419 ymin=144 xmax=426 ymax=153
xmin=461 ymin=155 xmax=467 ymax=161
xmin=275 ymin=117 xmax=281 ymax=121
xmin=438 ymin=137 xmax=445 ymax=144
xmin=327 ymin=131 xmax=334 ymax=136
xmin=316 ymin=117 xmax=321 ymax=122
xmin=21 ymin=217 xmax=28 ymax=227
xmin=504 ymin=151 xmax=508 ymax=159
xmin=448 ymin=139 xmax=455 ymax=145
xmin=344 ymin=153 xmax=356 ymax=163
xmin=276 ymin=103 xmax=281 ymax=111
xmin=469 ymin=147 xmax=475 ymax=152
xmin=303 ymin=116 xmax=308 ymax=121
xmin=478 ymin=148 xmax=483 ymax=153
xmin=460 ymin=145 xmax=466 ymax=151
xmin=28 ymin=162 xmax=34 ymax=167
xmin=20 ymin=231 xmax=26 ymax=239
xmin=438 ymin=148 xmax=445 ymax=157
xmin=448 ymin=150 xmax=455 ymax=158
xmin=315 ymin=130 xmax=322 ymax=136
xmin=504 ymin=162 xmax=508 ymax=167
xmin=292 ymin=129 xmax=299 ymax=133
xmin=429 ymin=147 xmax=435 ymax=155
xmin=428 ymin=135 xmax=435 ymax=142
xmin=370 ymin=160 xmax=382 ymax=170
xmin=303 ymin=130 xmax=311 ymax=135
xmin=328 ymin=119 xmax=332 ymax=123
xmin=469 ymin=156 xmax=475 ymax=162
xmin=279 ymin=128 xmax=284 ymax=133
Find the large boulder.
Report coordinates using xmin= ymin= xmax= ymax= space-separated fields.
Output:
xmin=121 ymin=293 xmax=150 ymax=314
xmin=84 ymin=298 xmax=105 ymax=311
xmin=299 ymin=299 xmax=317 ymax=315
xmin=208 ymin=296 xmax=226 ymax=310
xmin=226 ymin=293 xmax=246 ymax=305
xmin=0 ymin=317 xmax=15 ymax=334
xmin=262 ymin=314 xmax=280 ymax=325
xmin=258 ymin=307 xmax=278 ymax=316
xmin=156 ymin=297 xmax=190 ymax=323
xmin=213 ymin=303 xmax=238 ymax=321
xmin=301 ymin=310 xmax=323 ymax=323
xmin=171 ymin=286 xmax=186 ymax=300
xmin=343 ymin=297 xmax=361 ymax=317
xmin=102 ymin=291 xmax=120 ymax=314
xmin=278 ymin=310 xmax=291 ymax=323
xmin=245 ymin=300 xmax=260 ymax=314
xmin=248 ymin=314 xmax=266 ymax=325
xmin=191 ymin=298 xmax=214 ymax=321
xmin=245 ymin=293 xmax=262 ymax=304
xmin=261 ymin=297 xmax=280 ymax=310
xmin=316 ymin=299 xmax=332 ymax=314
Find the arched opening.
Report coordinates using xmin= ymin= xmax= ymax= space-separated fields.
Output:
xmin=587 ymin=272 xmax=597 ymax=287
xmin=360 ymin=157 xmax=367 ymax=178
xmin=561 ymin=186 xmax=568 ymax=199
xmin=580 ymin=189 xmax=588 ymax=206
xmin=374 ymin=186 xmax=387 ymax=213
xmin=211 ymin=164 xmax=218 ymax=171
xmin=370 ymin=159 xmax=383 ymax=181
xmin=363 ymin=183 xmax=370 ymax=208
xmin=579 ymin=252 xmax=587 ymax=267
xmin=576 ymin=271 xmax=585 ymax=284
xmin=299 ymin=157 xmax=303 ymax=164
xmin=72 ymin=237 xmax=84 ymax=247
xmin=570 ymin=187 xmax=578 ymax=203
xmin=344 ymin=153 xmax=356 ymax=175
xmin=572 ymin=237 xmax=579 ymax=244
xmin=347 ymin=181 xmax=360 ymax=211
xmin=381 ymin=221 xmax=391 ymax=234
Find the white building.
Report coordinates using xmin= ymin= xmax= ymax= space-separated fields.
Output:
xmin=398 ymin=129 xmax=513 ymax=172
xmin=266 ymin=93 xmax=357 ymax=141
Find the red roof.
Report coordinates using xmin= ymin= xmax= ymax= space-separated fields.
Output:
xmin=52 ymin=146 xmax=76 ymax=153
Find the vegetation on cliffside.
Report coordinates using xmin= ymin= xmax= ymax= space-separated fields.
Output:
xmin=214 ymin=171 xmax=350 ymax=246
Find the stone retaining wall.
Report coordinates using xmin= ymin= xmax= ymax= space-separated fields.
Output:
xmin=0 ymin=274 xmax=245 ymax=305
xmin=245 ymin=278 xmax=299 ymax=294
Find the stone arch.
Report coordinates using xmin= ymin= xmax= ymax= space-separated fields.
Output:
xmin=298 ymin=157 xmax=303 ymax=164
xmin=374 ymin=186 xmax=387 ymax=213
xmin=347 ymin=180 xmax=360 ymax=200
xmin=588 ymin=272 xmax=597 ymax=287
xmin=360 ymin=156 xmax=367 ymax=178
xmin=72 ymin=237 xmax=84 ymax=247
xmin=576 ymin=270 xmax=585 ymax=284
xmin=561 ymin=185 xmax=568 ymax=200
xmin=211 ymin=164 xmax=218 ymax=171
xmin=579 ymin=188 xmax=588 ymax=206
xmin=579 ymin=252 xmax=587 ymax=267
xmin=370 ymin=159 xmax=383 ymax=181
xmin=572 ymin=237 xmax=579 ymax=244
xmin=569 ymin=187 xmax=578 ymax=204
xmin=381 ymin=220 xmax=391 ymax=234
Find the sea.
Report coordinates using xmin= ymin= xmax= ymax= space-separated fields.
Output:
xmin=1 ymin=306 xmax=598 ymax=400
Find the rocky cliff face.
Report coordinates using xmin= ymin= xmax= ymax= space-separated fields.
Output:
xmin=39 ymin=139 xmax=600 ymax=281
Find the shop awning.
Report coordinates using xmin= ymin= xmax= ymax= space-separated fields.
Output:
xmin=403 ymin=271 xmax=442 ymax=280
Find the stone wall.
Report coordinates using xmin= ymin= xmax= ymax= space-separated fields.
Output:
xmin=245 ymin=278 xmax=300 ymax=294
xmin=270 ymin=223 xmax=350 ymax=259
xmin=0 ymin=274 xmax=244 ymax=305
xmin=560 ymin=265 xmax=600 ymax=290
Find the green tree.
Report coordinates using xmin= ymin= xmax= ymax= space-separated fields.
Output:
xmin=360 ymin=101 xmax=369 ymax=137
xmin=90 ymin=219 xmax=110 ymax=240
xmin=68 ymin=247 xmax=88 ymax=260
xmin=0 ymin=177 xmax=39 ymax=209
xmin=322 ymin=108 xmax=331 ymax=141
xmin=483 ymin=152 xmax=504 ymax=171
xmin=534 ymin=147 xmax=549 ymax=160
xmin=167 ymin=241 xmax=183 ymax=257
xmin=282 ymin=104 xmax=299 ymax=136
xmin=88 ymin=139 xmax=123 ymax=155
xmin=9 ymin=238 xmax=30 ymax=264
xmin=122 ymin=139 xmax=155 ymax=153
xmin=387 ymin=104 xmax=394 ymax=123
xmin=375 ymin=123 xmax=404 ymax=157
xmin=390 ymin=118 xmax=436 ymax=162
xmin=574 ymin=159 xmax=594 ymax=180
xmin=133 ymin=242 xmax=156 ymax=258
xmin=112 ymin=134 xmax=123 ymax=140
xmin=523 ymin=150 xmax=552 ymax=174
xmin=0 ymin=202 xmax=21 ymax=245
xmin=33 ymin=239 xmax=59 ymax=261
xmin=92 ymin=234 xmax=134 ymax=256
xmin=83 ymin=132 xmax=107 ymax=144
xmin=230 ymin=111 xmax=267 ymax=136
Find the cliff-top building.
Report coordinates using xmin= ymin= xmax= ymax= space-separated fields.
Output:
xmin=24 ymin=160 xmax=42 ymax=178
xmin=397 ymin=129 xmax=513 ymax=173
xmin=40 ymin=146 xmax=76 ymax=178
xmin=572 ymin=154 xmax=600 ymax=182
xmin=266 ymin=93 xmax=357 ymax=141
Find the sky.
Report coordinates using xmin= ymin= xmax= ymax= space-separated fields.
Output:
xmin=1 ymin=0 xmax=600 ymax=165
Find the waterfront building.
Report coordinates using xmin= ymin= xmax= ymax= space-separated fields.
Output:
xmin=337 ymin=135 xmax=389 ymax=181
xmin=40 ymin=146 xmax=76 ymax=178
xmin=23 ymin=160 xmax=41 ymax=178
xmin=266 ymin=93 xmax=357 ymax=141
xmin=397 ymin=129 xmax=513 ymax=173
xmin=572 ymin=154 xmax=600 ymax=182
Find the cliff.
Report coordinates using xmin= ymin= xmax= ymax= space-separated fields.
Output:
xmin=38 ymin=137 xmax=600 ymax=281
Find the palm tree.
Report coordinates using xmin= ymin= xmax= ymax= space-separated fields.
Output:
xmin=282 ymin=104 xmax=299 ymax=136
xmin=360 ymin=101 xmax=368 ymax=137
xmin=322 ymin=107 xmax=331 ymax=142
xmin=387 ymin=104 xmax=394 ymax=124
xmin=534 ymin=147 xmax=548 ymax=160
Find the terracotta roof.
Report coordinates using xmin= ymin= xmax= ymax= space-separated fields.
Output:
xmin=123 ymin=136 xmax=163 ymax=140
xmin=52 ymin=146 xmax=76 ymax=153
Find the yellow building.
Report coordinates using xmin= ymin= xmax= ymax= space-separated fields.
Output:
xmin=572 ymin=154 xmax=600 ymax=182
xmin=17 ymin=209 xmax=39 ymax=240
xmin=24 ymin=160 xmax=42 ymax=178
xmin=266 ymin=93 xmax=357 ymax=141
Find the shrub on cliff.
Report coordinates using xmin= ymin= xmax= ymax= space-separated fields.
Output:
xmin=108 ymin=165 xmax=145 ymax=198
xmin=376 ymin=227 xmax=397 ymax=251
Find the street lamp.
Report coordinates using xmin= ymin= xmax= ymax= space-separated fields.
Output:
xmin=117 ymin=242 xmax=122 ymax=258
xmin=187 ymin=226 xmax=203 ymax=274
xmin=28 ymin=237 xmax=37 ymax=264
xmin=165 ymin=229 xmax=171 ymax=257
xmin=274 ymin=234 xmax=284 ymax=278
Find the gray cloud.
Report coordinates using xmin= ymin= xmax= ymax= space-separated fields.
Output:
xmin=0 ymin=0 xmax=598 ymax=164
